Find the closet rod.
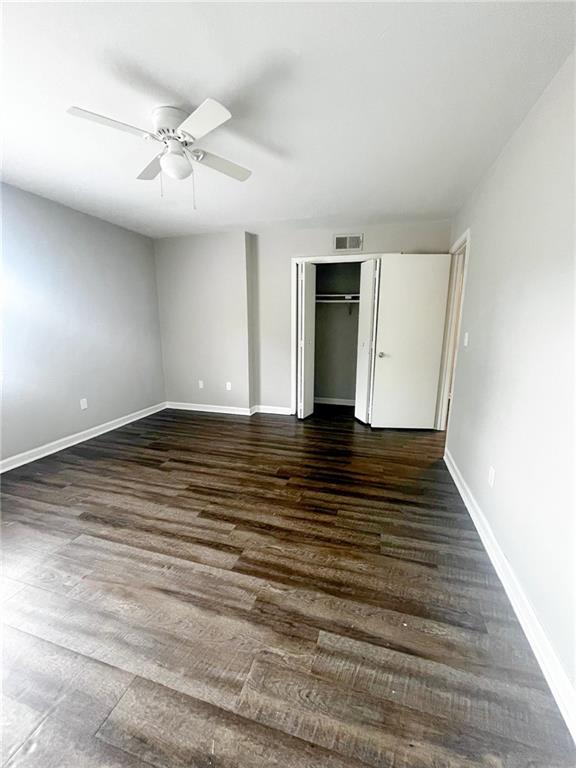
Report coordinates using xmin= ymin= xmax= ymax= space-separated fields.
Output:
xmin=316 ymin=292 xmax=360 ymax=304
xmin=316 ymin=299 xmax=359 ymax=304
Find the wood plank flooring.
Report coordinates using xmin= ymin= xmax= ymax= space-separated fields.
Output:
xmin=2 ymin=405 xmax=574 ymax=767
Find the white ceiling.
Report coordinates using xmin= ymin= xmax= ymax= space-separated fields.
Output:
xmin=3 ymin=2 xmax=574 ymax=238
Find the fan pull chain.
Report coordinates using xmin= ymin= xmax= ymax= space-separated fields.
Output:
xmin=159 ymin=170 xmax=164 ymax=199
xmin=192 ymin=168 xmax=197 ymax=210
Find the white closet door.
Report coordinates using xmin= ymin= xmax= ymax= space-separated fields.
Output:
xmin=370 ymin=253 xmax=450 ymax=429
xmin=354 ymin=259 xmax=379 ymax=423
xmin=297 ymin=262 xmax=316 ymax=419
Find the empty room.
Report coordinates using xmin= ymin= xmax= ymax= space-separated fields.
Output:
xmin=1 ymin=2 xmax=575 ymax=766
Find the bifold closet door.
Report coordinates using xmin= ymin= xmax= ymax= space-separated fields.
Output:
xmin=370 ymin=253 xmax=451 ymax=429
xmin=297 ymin=262 xmax=316 ymax=419
xmin=354 ymin=259 xmax=379 ymax=423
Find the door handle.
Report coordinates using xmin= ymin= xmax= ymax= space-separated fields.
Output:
xmin=378 ymin=352 xmax=386 ymax=358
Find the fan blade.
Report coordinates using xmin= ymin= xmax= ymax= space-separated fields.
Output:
xmin=68 ymin=106 xmax=154 ymax=139
xmin=137 ymin=155 xmax=162 ymax=180
xmin=178 ymin=99 xmax=231 ymax=139
xmin=190 ymin=150 xmax=251 ymax=182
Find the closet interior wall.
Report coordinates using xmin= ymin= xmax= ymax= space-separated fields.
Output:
xmin=314 ymin=263 xmax=361 ymax=404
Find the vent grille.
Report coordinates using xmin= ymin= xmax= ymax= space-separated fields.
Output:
xmin=334 ymin=233 xmax=363 ymax=252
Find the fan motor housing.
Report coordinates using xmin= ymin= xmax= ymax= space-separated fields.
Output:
xmin=152 ymin=106 xmax=189 ymax=134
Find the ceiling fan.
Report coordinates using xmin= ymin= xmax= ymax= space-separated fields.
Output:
xmin=67 ymin=100 xmax=251 ymax=182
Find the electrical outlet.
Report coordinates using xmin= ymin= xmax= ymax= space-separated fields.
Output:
xmin=488 ymin=466 xmax=496 ymax=488
xmin=226 ymin=382 xmax=232 ymax=391
xmin=463 ymin=332 xmax=469 ymax=347
xmin=198 ymin=380 xmax=204 ymax=389
xmin=80 ymin=398 xmax=88 ymax=410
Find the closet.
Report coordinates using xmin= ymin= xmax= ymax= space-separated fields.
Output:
xmin=296 ymin=253 xmax=452 ymax=428
xmin=314 ymin=263 xmax=361 ymax=407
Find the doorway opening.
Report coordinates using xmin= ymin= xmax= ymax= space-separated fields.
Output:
xmin=293 ymin=255 xmax=378 ymax=423
xmin=314 ymin=263 xmax=361 ymax=408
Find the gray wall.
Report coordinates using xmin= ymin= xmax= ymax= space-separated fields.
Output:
xmin=1 ymin=184 xmax=165 ymax=459
xmin=448 ymin=55 xmax=575 ymax=688
xmin=154 ymin=232 xmax=251 ymax=409
xmin=253 ymin=219 xmax=451 ymax=408
xmin=245 ymin=233 xmax=260 ymax=408
xmin=314 ymin=304 xmax=359 ymax=401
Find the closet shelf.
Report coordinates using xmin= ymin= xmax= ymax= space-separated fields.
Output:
xmin=316 ymin=293 xmax=360 ymax=304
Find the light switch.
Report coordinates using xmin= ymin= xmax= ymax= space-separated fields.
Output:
xmin=198 ymin=380 xmax=204 ymax=389
xmin=80 ymin=398 xmax=88 ymax=410
xmin=226 ymin=382 xmax=232 ymax=391
xmin=463 ymin=332 xmax=469 ymax=347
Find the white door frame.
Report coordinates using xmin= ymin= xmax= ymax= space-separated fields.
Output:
xmin=434 ymin=229 xmax=470 ymax=430
xmin=296 ymin=262 xmax=317 ymax=418
xmin=290 ymin=253 xmax=390 ymax=415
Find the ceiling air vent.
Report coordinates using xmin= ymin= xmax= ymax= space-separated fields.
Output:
xmin=334 ymin=233 xmax=364 ymax=252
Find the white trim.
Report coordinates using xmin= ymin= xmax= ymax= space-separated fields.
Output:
xmin=290 ymin=259 xmax=298 ymax=415
xmin=444 ymin=448 xmax=576 ymax=744
xmin=314 ymin=397 xmax=355 ymax=406
xmin=167 ymin=402 xmax=293 ymax=417
xmin=293 ymin=252 xmax=451 ymax=265
xmin=296 ymin=261 xmax=304 ymax=418
xmin=439 ymin=228 xmax=472 ymax=436
xmin=166 ymin=401 xmax=252 ymax=416
xmin=435 ymin=244 xmax=468 ymax=430
xmin=0 ymin=403 xmax=166 ymax=474
xmin=450 ymin=227 xmax=471 ymax=255
xmin=294 ymin=251 xmax=389 ymax=265
xmin=250 ymin=405 xmax=293 ymax=415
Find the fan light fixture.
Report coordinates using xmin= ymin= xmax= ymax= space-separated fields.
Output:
xmin=160 ymin=140 xmax=192 ymax=180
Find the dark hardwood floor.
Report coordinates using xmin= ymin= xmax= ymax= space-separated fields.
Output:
xmin=2 ymin=406 xmax=574 ymax=767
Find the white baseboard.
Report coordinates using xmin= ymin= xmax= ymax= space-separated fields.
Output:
xmin=166 ymin=401 xmax=252 ymax=416
xmin=314 ymin=397 xmax=355 ymax=406
xmin=250 ymin=405 xmax=293 ymax=415
xmin=167 ymin=403 xmax=294 ymax=416
xmin=0 ymin=403 xmax=166 ymax=474
xmin=444 ymin=448 xmax=576 ymax=744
